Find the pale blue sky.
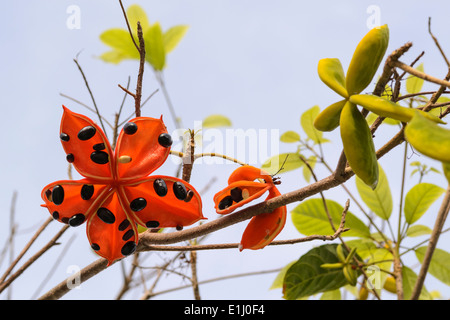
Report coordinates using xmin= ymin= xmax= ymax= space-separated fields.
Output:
xmin=1 ymin=0 xmax=449 ymax=300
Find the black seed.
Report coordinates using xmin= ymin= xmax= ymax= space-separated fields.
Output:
xmin=146 ymin=221 xmax=160 ymax=228
xmin=123 ymin=122 xmax=138 ymax=135
xmin=52 ymin=185 xmax=64 ymax=205
xmin=118 ymin=219 xmax=130 ymax=231
xmin=176 ymin=225 xmax=183 ymax=231
xmin=91 ymin=243 xmax=100 ymax=251
xmin=97 ymin=207 xmax=115 ymax=224
xmin=218 ymin=196 xmax=233 ymax=210
xmin=93 ymin=143 xmax=106 ymax=151
xmin=122 ymin=229 xmax=134 ymax=241
xmin=90 ymin=151 xmax=109 ymax=164
xmin=173 ymin=182 xmax=187 ymax=200
xmin=61 ymin=217 xmax=69 ymax=224
xmin=153 ymin=179 xmax=168 ymax=197
xmin=45 ymin=189 xmax=52 ymax=201
xmin=158 ymin=133 xmax=173 ymax=148
xmin=69 ymin=213 xmax=85 ymax=227
xmin=80 ymin=184 xmax=94 ymax=200
xmin=184 ymin=190 xmax=194 ymax=203
xmin=130 ymin=197 xmax=147 ymax=212
xmin=66 ymin=153 xmax=75 ymax=163
xmin=77 ymin=126 xmax=96 ymax=141
xmin=52 ymin=211 xmax=59 ymax=220
xmin=230 ymin=187 xmax=243 ymax=202
xmin=121 ymin=241 xmax=137 ymax=256
xmin=60 ymin=133 xmax=70 ymax=142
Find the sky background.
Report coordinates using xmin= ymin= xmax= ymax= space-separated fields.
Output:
xmin=1 ymin=0 xmax=450 ymax=300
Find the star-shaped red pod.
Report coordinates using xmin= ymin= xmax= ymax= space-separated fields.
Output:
xmin=41 ymin=106 xmax=205 ymax=265
xmin=213 ymin=165 xmax=286 ymax=251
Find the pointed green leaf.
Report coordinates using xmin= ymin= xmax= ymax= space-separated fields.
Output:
xmin=291 ymin=198 xmax=371 ymax=238
xmin=280 ymin=131 xmax=300 ymax=143
xmin=202 ymin=114 xmax=232 ymax=128
xmin=126 ymin=4 xmax=150 ymax=34
xmin=164 ymin=25 xmax=189 ymax=53
xmin=145 ymin=22 xmax=166 ymax=71
xmin=415 ymin=247 xmax=450 ymax=286
xmin=320 ymin=289 xmax=341 ymax=300
xmin=406 ymin=225 xmax=432 ymax=237
xmin=283 ymin=244 xmax=349 ymax=299
xmin=261 ymin=153 xmax=303 ymax=175
xmin=270 ymin=261 xmax=296 ymax=290
xmin=317 ymin=58 xmax=348 ymax=98
xmin=405 ymin=111 xmax=450 ymax=163
xmin=406 ymin=63 xmax=425 ymax=94
xmin=404 ymin=183 xmax=445 ymax=224
xmin=402 ymin=266 xmax=432 ymax=300
xmin=98 ymin=50 xmax=129 ymax=64
xmin=301 ymin=106 xmax=329 ymax=144
xmin=356 ymin=163 xmax=392 ymax=220
xmin=100 ymin=28 xmax=140 ymax=59
xmin=442 ymin=162 xmax=450 ymax=185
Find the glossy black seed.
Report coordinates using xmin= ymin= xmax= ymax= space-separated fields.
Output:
xmin=93 ymin=143 xmax=106 ymax=151
xmin=45 ymin=189 xmax=52 ymax=201
xmin=69 ymin=213 xmax=85 ymax=227
xmin=123 ymin=122 xmax=138 ymax=135
xmin=146 ymin=221 xmax=160 ymax=228
xmin=97 ymin=207 xmax=115 ymax=224
xmin=66 ymin=153 xmax=75 ymax=163
xmin=91 ymin=243 xmax=100 ymax=251
xmin=118 ymin=219 xmax=130 ymax=231
xmin=230 ymin=187 xmax=243 ymax=202
xmin=80 ymin=184 xmax=94 ymax=200
xmin=52 ymin=185 xmax=65 ymax=205
xmin=60 ymin=133 xmax=70 ymax=142
xmin=184 ymin=190 xmax=194 ymax=203
xmin=52 ymin=211 xmax=59 ymax=220
xmin=158 ymin=133 xmax=173 ymax=148
xmin=153 ymin=179 xmax=168 ymax=197
xmin=77 ymin=126 xmax=96 ymax=141
xmin=218 ymin=196 xmax=233 ymax=210
xmin=176 ymin=225 xmax=183 ymax=231
xmin=173 ymin=181 xmax=187 ymax=200
xmin=130 ymin=197 xmax=147 ymax=212
xmin=122 ymin=229 xmax=135 ymax=241
xmin=90 ymin=151 xmax=109 ymax=164
xmin=121 ymin=241 xmax=137 ymax=256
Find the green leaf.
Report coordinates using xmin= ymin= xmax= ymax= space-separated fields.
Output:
xmin=270 ymin=261 xmax=296 ymax=290
xmin=344 ymin=239 xmax=377 ymax=260
xmin=320 ymin=289 xmax=341 ymax=300
xmin=415 ymin=247 xmax=450 ymax=286
xmin=283 ymin=244 xmax=349 ymax=300
xmin=291 ymin=198 xmax=371 ymax=238
xmin=261 ymin=153 xmax=304 ymax=175
xmin=145 ymin=22 xmax=166 ymax=71
xmin=442 ymin=162 xmax=450 ymax=185
xmin=164 ymin=25 xmax=189 ymax=53
xmin=406 ymin=63 xmax=425 ymax=94
xmin=280 ymin=131 xmax=300 ymax=143
xmin=404 ymin=183 xmax=445 ymax=224
xmin=99 ymin=28 xmax=140 ymax=59
xmin=98 ymin=50 xmax=129 ymax=64
xmin=365 ymin=248 xmax=393 ymax=296
xmin=355 ymin=163 xmax=392 ymax=220
xmin=402 ymin=266 xmax=432 ymax=300
xmin=301 ymin=106 xmax=329 ymax=144
xmin=202 ymin=114 xmax=232 ymax=128
xmin=317 ymin=58 xmax=348 ymax=98
xmin=406 ymin=224 xmax=432 ymax=237
xmin=126 ymin=4 xmax=150 ymax=34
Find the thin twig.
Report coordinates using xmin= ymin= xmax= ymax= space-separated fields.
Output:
xmin=428 ymin=17 xmax=450 ymax=67
xmin=73 ymin=56 xmax=108 ymax=137
xmin=118 ymin=0 xmax=139 ymax=51
xmin=411 ymin=186 xmax=450 ymax=300
xmin=134 ymin=22 xmax=146 ymax=117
